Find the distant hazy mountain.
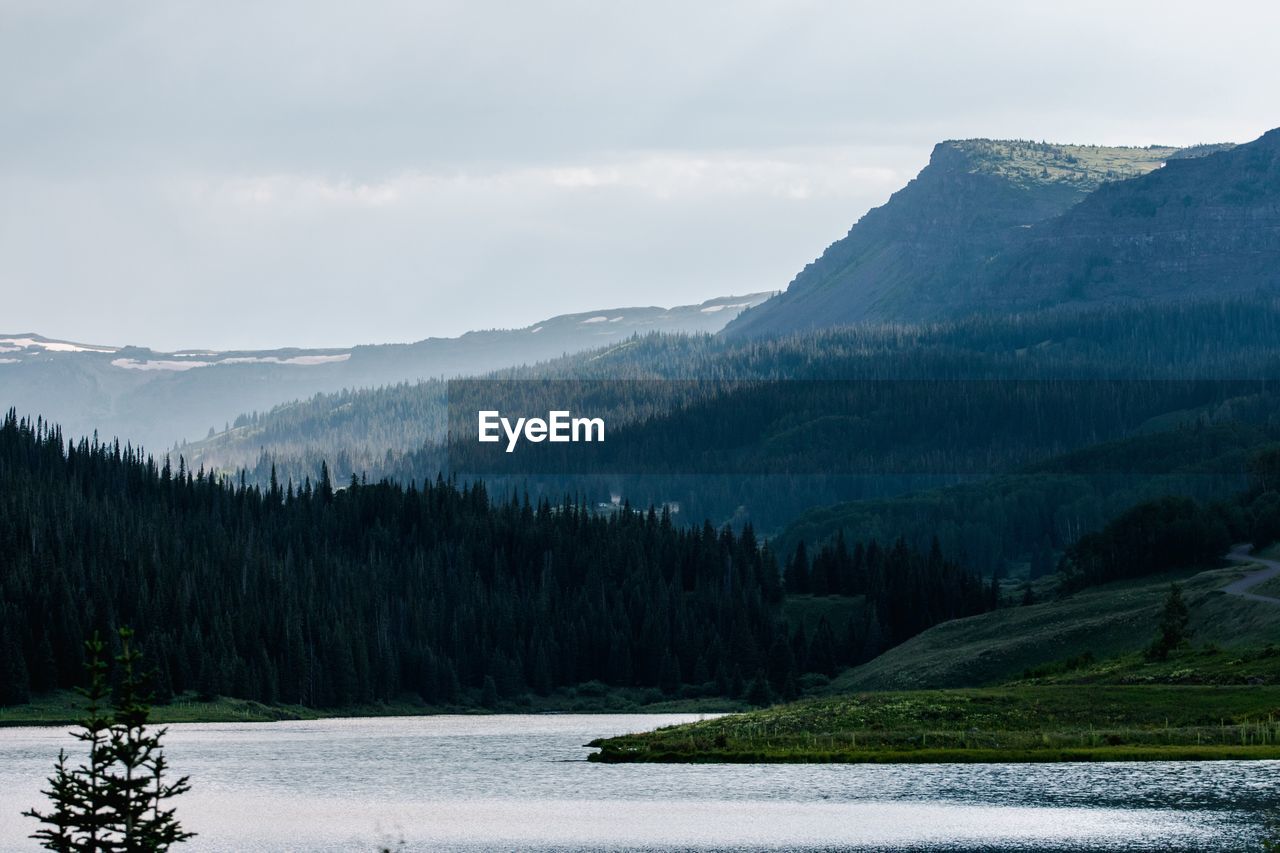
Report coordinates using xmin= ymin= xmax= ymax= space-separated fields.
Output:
xmin=724 ymin=136 xmax=1249 ymax=337
xmin=184 ymin=297 xmax=1280 ymax=539
xmin=0 ymin=293 xmax=772 ymax=451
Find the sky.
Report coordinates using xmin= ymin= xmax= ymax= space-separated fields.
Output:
xmin=2 ymin=0 xmax=1278 ymax=351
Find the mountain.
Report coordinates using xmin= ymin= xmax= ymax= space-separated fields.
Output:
xmin=723 ymin=137 xmax=1245 ymax=337
xmin=186 ymin=297 xmax=1280 ymax=538
xmin=0 ymin=292 xmax=772 ymax=452
xmin=982 ymin=129 xmax=1280 ymax=310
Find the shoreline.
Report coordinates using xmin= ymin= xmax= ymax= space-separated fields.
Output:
xmin=587 ymin=684 xmax=1280 ymax=765
xmin=589 ymin=744 xmax=1280 ymax=764
xmin=0 ymin=690 xmax=745 ymax=728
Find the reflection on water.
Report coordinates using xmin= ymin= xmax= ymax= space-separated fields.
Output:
xmin=0 ymin=714 xmax=1273 ymax=852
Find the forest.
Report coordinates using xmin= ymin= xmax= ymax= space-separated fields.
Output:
xmin=0 ymin=410 xmax=990 ymax=709
xmin=1057 ymin=444 xmax=1280 ymax=592
xmin=188 ymin=298 xmax=1280 ymax=539
xmin=8 ymin=303 xmax=1280 ymax=711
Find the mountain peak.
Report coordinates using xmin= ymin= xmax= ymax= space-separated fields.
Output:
xmin=725 ymin=135 xmax=1181 ymax=338
xmin=725 ymin=128 xmax=1274 ymax=339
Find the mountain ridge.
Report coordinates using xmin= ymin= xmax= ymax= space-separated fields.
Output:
xmin=723 ymin=134 xmax=1260 ymax=337
xmin=0 ymin=292 xmax=774 ymax=451
xmin=982 ymin=128 xmax=1280 ymax=311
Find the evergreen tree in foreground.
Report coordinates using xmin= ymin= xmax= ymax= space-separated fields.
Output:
xmin=26 ymin=628 xmax=193 ymax=852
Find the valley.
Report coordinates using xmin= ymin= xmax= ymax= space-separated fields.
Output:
xmin=5 ymin=130 xmax=1280 ymax=733
xmin=9 ymin=7 xmax=1280 ymax=850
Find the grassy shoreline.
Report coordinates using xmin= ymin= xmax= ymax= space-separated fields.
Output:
xmin=592 ymin=744 xmax=1280 ymax=763
xmin=588 ymin=684 xmax=1280 ymax=764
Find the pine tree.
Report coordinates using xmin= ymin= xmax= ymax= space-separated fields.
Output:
xmin=102 ymin=627 xmax=194 ymax=849
xmin=807 ymin=618 xmax=838 ymax=677
xmin=480 ymin=675 xmax=499 ymax=709
xmin=765 ymin=637 xmax=794 ymax=693
xmin=658 ymin=650 xmax=682 ymax=695
xmin=744 ymin=670 xmax=773 ymax=707
xmin=26 ymin=633 xmax=113 ymax=851
xmin=25 ymin=629 xmax=193 ymax=852
xmin=0 ymin=616 xmax=31 ymax=706
xmin=1147 ymin=583 xmax=1191 ymax=661
xmin=27 ymin=752 xmax=81 ymax=852
xmin=784 ymin=541 xmax=809 ymax=594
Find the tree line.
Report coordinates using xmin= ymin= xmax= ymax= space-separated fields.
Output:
xmin=0 ymin=410 xmax=990 ymax=710
xmin=1057 ymin=446 xmax=1280 ymax=591
xmin=188 ymin=298 xmax=1280 ymax=539
xmin=786 ymin=534 xmax=994 ymax=650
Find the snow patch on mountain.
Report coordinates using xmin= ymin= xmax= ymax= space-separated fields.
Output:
xmin=0 ymin=337 xmax=117 ymax=354
xmin=112 ymin=353 xmax=352 ymax=371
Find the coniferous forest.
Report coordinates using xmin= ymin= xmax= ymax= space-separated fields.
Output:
xmin=0 ymin=410 xmax=990 ymax=709
xmin=185 ymin=298 xmax=1280 ymax=545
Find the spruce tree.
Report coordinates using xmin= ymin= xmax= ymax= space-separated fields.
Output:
xmin=658 ymin=650 xmax=682 ymax=695
xmin=480 ymin=675 xmax=499 ymax=709
xmin=785 ymin=541 xmax=809 ymax=594
xmin=744 ymin=671 xmax=773 ymax=707
xmin=0 ymin=617 xmax=31 ymax=706
xmin=25 ymin=628 xmax=193 ymax=852
xmin=1147 ymin=583 xmax=1191 ymax=661
xmin=26 ymin=633 xmax=113 ymax=851
xmin=103 ymin=628 xmax=194 ymax=849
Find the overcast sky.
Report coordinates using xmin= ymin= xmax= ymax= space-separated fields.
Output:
xmin=2 ymin=1 xmax=1278 ymax=350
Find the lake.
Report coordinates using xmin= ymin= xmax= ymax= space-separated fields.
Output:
xmin=0 ymin=714 xmax=1273 ymax=851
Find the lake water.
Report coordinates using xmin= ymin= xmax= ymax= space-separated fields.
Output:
xmin=0 ymin=714 xmax=1274 ymax=852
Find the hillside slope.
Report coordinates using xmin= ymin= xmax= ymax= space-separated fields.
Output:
xmin=830 ymin=560 xmax=1280 ymax=692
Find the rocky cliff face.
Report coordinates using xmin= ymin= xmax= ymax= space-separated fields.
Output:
xmin=986 ymin=130 xmax=1280 ymax=311
xmin=724 ymin=137 xmax=1259 ymax=337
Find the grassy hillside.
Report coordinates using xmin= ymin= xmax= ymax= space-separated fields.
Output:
xmin=590 ymin=550 xmax=1280 ymax=764
xmin=1255 ymin=575 xmax=1280 ymax=599
xmin=1016 ymin=645 xmax=1280 ymax=687
xmin=828 ymin=559 xmax=1280 ymax=692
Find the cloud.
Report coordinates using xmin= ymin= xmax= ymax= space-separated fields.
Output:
xmin=1 ymin=0 xmax=1278 ymax=349
xmin=0 ymin=145 xmax=909 ymax=350
xmin=181 ymin=150 xmax=900 ymax=211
